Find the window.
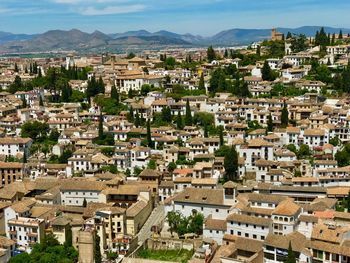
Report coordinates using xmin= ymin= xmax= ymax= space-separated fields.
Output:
xmin=253 ymin=234 xmax=257 ymax=239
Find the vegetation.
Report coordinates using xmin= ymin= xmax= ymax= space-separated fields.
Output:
xmin=137 ymin=249 xmax=193 ymax=263
xmin=224 ymin=146 xmax=239 ymax=181
xmin=335 ymin=144 xmax=350 ymax=167
xmin=9 ymin=233 xmax=78 ymax=263
xmin=167 ymin=211 xmax=204 ymax=236
xmin=285 ymin=242 xmax=296 ymax=263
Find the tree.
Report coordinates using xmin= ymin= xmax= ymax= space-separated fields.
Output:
xmin=134 ymin=111 xmax=140 ymax=128
xmin=110 ymin=85 xmax=119 ymax=102
xmin=298 ymin=144 xmax=311 ymax=159
xmin=262 ymin=60 xmax=274 ymax=81
xmin=286 ymin=32 xmax=292 ymax=39
xmin=8 ymin=75 xmax=22 ymax=94
xmin=335 ymin=144 xmax=350 ymax=167
xmin=198 ymin=73 xmax=205 ymax=90
xmin=22 ymin=98 xmax=27 ymax=108
xmin=14 ymin=63 xmax=19 ymax=72
xmin=339 ymin=30 xmax=343 ymax=39
xmin=184 ymin=99 xmax=192 ymax=126
xmin=176 ymin=111 xmax=183 ymax=130
xmin=287 ymin=144 xmax=298 ymax=155
xmin=207 ymin=46 xmax=216 ymax=62
xmin=39 ymin=95 xmax=44 ymax=106
xmin=267 ymin=113 xmax=274 ymax=132
xmin=49 ymin=128 xmax=60 ymax=142
xmin=224 ymin=146 xmax=238 ymax=181
xmin=286 ymin=242 xmax=296 ymax=263
xmin=224 ymin=49 xmax=228 ymax=58
xmin=281 ymin=102 xmax=289 ymax=128
xmin=167 ymin=211 xmax=182 ymax=236
xmin=10 ymin=232 xmax=78 ymax=263
xmin=203 ymin=123 xmax=209 ymax=138
xmin=161 ymin=106 xmax=172 ymax=123
xmin=347 ymin=191 xmax=350 ymax=213
xmin=126 ymin=52 xmax=136 ymax=59
xmin=290 ymin=34 xmax=308 ymax=53
xmin=128 ymin=106 xmax=134 ymax=122
xmin=98 ymin=111 xmax=104 ymax=140
xmin=64 ymin=224 xmax=73 ymax=247
xmin=188 ymin=212 xmax=204 ymax=235
xmin=146 ymin=119 xmax=153 ymax=148
xmin=95 ymin=233 xmax=102 ymax=263
xmin=82 ymin=198 xmax=87 ymax=207
xmin=21 ymin=121 xmax=49 ymax=142
xmin=329 ymin=136 xmax=340 ymax=147
xmin=256 ymin=45 xmax=261 ymax=57
xmin=147 ymin=159 xmax=157 ymax=170
xmin=167 ymin=162 xmax=177 ymax=173
xmin=218 ymin=126 xmax=224 ymax=146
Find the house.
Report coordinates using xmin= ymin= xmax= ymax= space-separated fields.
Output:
xmin=172 ymin=188 xmax=236 ymax=220
xmin=0 ymin=137 xmax=32 ymax=158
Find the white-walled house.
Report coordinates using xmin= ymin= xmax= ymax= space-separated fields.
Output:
xmin=0 ymin=137 xmax=32 ymax=158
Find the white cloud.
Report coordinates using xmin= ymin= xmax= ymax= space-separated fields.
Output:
xmin=79 ymin=4 xmax=145 ymax=15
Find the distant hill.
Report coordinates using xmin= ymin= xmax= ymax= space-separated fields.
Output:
xmin=1 ymin=26 xmax=350 ymax=53
xmin=0 ymin=31 xmax=35 ymax=44
xmin=0 ymin=29 xmax=112 ymax=53
xmin=108 ymin=35 xmax=191 ymax=46
xmin=110 ymin=30 xmax=204 ymax=44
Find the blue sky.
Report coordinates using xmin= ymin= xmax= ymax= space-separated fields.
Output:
xmin=1 ymin=0 xmax=350 ymax=36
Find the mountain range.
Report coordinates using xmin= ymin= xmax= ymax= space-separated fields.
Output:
xmin=0 ymin=26 xmax=349 ymax=54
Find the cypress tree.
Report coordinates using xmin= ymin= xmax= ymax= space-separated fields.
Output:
xmin=128 ymin=106 xmax=134 ymax=122
xmin=256 ymin=45 xmax=261 ymax=57
xmin=204 ymin=123 xmax=209 ymax=138
xmin=286 ymin=242 xmax=296 ymax=263
xmin=110 ymin=85 xmax=119 ymax=102
xmin=267 ymin=113 xmax=274 ymax=132
xmin=339 ymin=30 xmax=343 ymax=39
xmin=146 ymin=119 xmax=153 ymax=148
xmin=224 ymin=146 xmax=238 ymax=181
xmin=176 ymin=111 xmax=183 ymax=130
xmin=64 ymin=224 xmax=73 ymax=247
xmin=198 ymin=73 xmax=205 ymax=90
xmin=331 ymin=33 xmax=335 ymax=45
xmin=207 ymin=46 xmax=216 ymax=62
xmin=98 ymin=111 xmax=104 ymax=140
xmin=262 ymin=60 xmax=273 ymax=81
xmin=224 ymin=49 xmax=228 ymax=58
xmin=95 ymin=233 xmax=102 ymax=263
xmin=281 ymin=102 xmax=289 ymax=128
xmin=39 ymin=95 xmax=44 ymax=106
xmin=184 ymin=99 xmax=193 ymax=126
xmin=22 ymin=98 xmax=27 ymax=108
xmin=218 ymin=126 xmax=224 ymax=146
xmin=161 ymin=106 xmax=172 ymax=123
xmin=134 ymin=111 xmax=140 ymax=128
xmin=128 ymin=88 xmax=133 ymax=98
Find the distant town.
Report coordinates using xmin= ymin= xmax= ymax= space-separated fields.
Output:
xmin=0 ymin=27 xmax=349 ymax=263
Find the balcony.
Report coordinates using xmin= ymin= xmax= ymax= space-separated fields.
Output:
xmin=27 ymin=232 xmax=38 ymax=237
xmin=8 ymin=230 xmax=17 ymax=235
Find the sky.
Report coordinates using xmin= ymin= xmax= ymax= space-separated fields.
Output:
xmin=0 ymin=0 xmax=350 ymax=36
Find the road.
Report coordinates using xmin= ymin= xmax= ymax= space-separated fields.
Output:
xmin=136 ymin=204 xmax=166 ymax=245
